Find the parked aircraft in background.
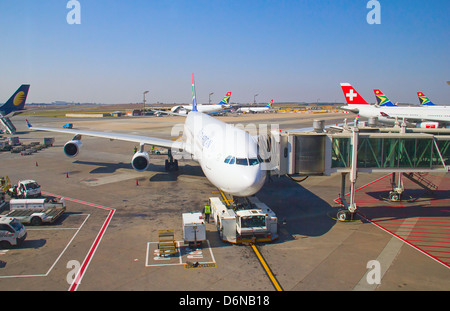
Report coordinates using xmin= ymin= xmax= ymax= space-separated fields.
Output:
xmin=171 ymin=91 xmax=232 ymax=115
xmin=238 ymin=99 xmax=273 ymax=113
xmin=340 ymin=83 xmax=450 ymax=128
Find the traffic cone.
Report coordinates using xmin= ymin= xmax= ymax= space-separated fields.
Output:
xmin=35 ymin=162 xmax=38 ymax=166
xmin=136 ymin=179 xmax=139 ymax=186
xmin=66 ymin=172 xmax=69 ymax=178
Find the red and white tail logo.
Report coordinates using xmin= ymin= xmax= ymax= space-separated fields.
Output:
xmin=340 ymin=83 xmax=369 ymax=105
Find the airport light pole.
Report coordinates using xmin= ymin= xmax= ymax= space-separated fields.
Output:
xmin=209 ymin=92 xmax=214 ymax=105
xmin=254 ymin=94 xmax=259 ymax=104
xmin=143 ymin=91 xmax=149 ymax=111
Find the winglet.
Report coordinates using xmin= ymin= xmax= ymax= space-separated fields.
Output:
xmin=191 ymin=73 xmax=198 ymax=112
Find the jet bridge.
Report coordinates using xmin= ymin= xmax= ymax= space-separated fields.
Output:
xmin=0 ymin=116 xmax=17 ymax=135
xmin=267 ymin=120 xmax=450 ymax=221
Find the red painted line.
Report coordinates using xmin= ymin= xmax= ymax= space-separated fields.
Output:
xmin=424 ymin=250 xmax=450 ymax=254
xmin=399 ymin=238 xmax=450 ymax=243
xmin=393 ymin=230 xmax=450 ymax=235
xmin=42 ymin=192 xmax=115 ymax=291
xmin=415 ymin=244 xmax=450 ymax=249
xmin=69 ymin=208 xmax=115 ymax=291
xmin=334 ymin=173 xmax=392 ymax=204
xmin=408 ymin=239 xmax=450 ymax=244
xmin=380 ymin=224 xmax=450 ymax=229
xmin=358 ymin=212 xmax=450 ymax=269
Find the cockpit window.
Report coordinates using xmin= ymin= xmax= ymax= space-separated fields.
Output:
xmin=236 ymin=158 xmax=249 ymax=166
xmin=225 ymin=156 xmax=261 ymax=166
xmin=248 ymin=158 xmax=259 ymax=166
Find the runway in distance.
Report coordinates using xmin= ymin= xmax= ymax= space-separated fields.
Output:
xmin=237 ymin=99 xmax=274 ymax=113
xmin=340 ymin=83 xmax=450 ymax=128
xmin=0 ymin=84 xmax=30 ymax=118
xmin=170 ymin=91 xmax=232 ymax=115
xmin=27 ymin=75 xmax=267 ymax=197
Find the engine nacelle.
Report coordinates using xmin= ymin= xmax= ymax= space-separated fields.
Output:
xmin=417 ymin=121 xmax=439 ymax=129
xmin=64 ymin=140 xmax=82 ymax=157
xmin=131 ymin=151 xmax=150 ymax=171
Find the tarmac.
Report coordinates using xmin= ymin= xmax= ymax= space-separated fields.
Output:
xmin=0 ymin=111 xmax=449 ymax=292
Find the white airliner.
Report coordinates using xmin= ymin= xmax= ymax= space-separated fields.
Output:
xmin=171 ymin=91 xmax=232 ymax=115
xmin=238 ymin=99 xmax=273 ymax=113
xmin=27 ymin=75 xmax=266 ymax=197
xmin=340 ymin=83 xmax=450 ymax=128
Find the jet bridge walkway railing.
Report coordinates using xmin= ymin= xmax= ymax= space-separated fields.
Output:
xmin=270 ymin=126 xmax=450 ymax=222
xmin=274 ymin=128 xmax=450 ymax=176
xmin=329 ymin=133 xmax=450 ymax=174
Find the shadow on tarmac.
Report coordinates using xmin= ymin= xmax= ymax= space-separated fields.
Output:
xmin=257 ymin=175 xmax=337 ymax=241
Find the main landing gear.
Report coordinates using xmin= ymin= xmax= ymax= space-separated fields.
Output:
xmin=165 ymin=149 xmax=179 ymax=172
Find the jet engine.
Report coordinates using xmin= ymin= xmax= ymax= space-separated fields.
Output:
xmin=417 ymin=121 xmax=439 ymax=129
xmin=64 ymin=140 xmax=82 ymax=157
xmin=131 ymin=151 xmax=150 ymax=171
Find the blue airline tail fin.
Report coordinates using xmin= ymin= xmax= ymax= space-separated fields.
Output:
xmin=1 ymin=84 xmax=30 ymax=116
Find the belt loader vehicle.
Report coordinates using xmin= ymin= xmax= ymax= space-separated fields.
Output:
xmin=209 ymin=196 xmax=278 ymax=244
xmin=1 ymin=197 xmax=66 ymax=226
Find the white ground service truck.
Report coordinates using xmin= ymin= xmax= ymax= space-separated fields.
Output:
xmin=209 ymin=196 xmax=278 ymax=244
xmin=0 ymin=217 xmax=27 ymax=249
xmin=2 ymin=197 xmax=66 ymax=226
xmin=8 ymin=180 xmax=41 ymax=198
xmin=182 ymin=212 xmax=206 ymax=247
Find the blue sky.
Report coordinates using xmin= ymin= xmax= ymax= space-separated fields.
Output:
xmin=0 ymin=0 xmax=449 ymax=104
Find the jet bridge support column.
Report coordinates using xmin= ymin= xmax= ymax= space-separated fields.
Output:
xmin=337 ymin=127 xmax=359 ymax=221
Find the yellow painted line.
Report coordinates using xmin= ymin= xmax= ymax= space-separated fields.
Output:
xmin=218 ymin=189 xmax=231 ymax=206
xmin=250 ymin=243 xmax=283 ymax=291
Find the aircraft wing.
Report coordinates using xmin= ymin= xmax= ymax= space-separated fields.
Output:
xmin=338 ymin=105 xmax=359 ymax=113
xmin=26 ymin=120 xmax=185 ymax=150
xmin=150 ymin=109 xmax=187 ymax=117
xmin=206 ymin=108 xmax=234 ymax=115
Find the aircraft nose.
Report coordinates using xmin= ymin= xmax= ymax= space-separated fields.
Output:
xmin=229 ymin=166 xmax=266 ymax=197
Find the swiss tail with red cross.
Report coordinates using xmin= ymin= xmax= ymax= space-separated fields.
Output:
xmin=340 ymin=83 xmax=369 ymax=105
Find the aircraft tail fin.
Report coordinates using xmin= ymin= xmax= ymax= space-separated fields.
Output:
xmin=1 ymin=84 xmax=30 ymax=116
xmin=417 ymin=92 xmax=435 ymax=106
xmin=340 ymin=83 xmax=369 ymax=105
xmin=267 ymin=99 xmax=273 ymax=108
xmin=374 ymin=89 xmax=396 ymax=106
xmin=218 ymin=92 xmax=232 ymax=105
xmin=191 ymin=73 xmax=198 ymax=112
